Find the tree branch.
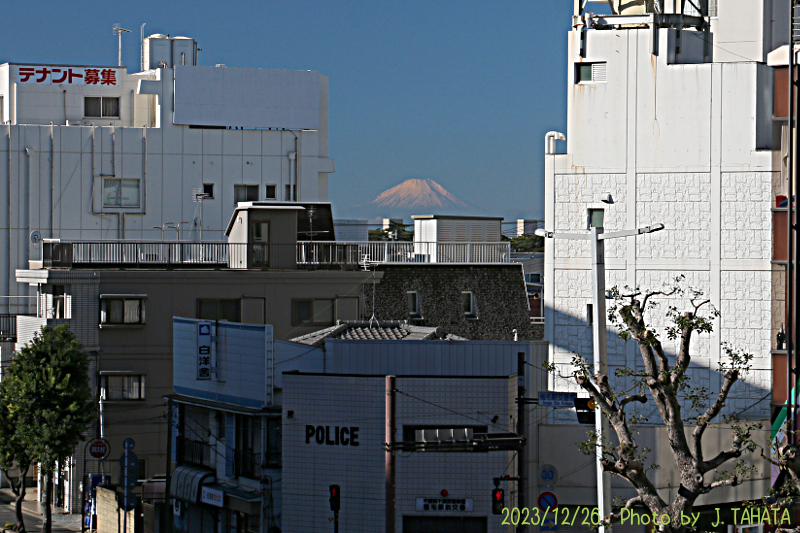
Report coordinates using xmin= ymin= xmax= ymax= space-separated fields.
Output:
xmin=693 ymin=369 xmax=738 ymax=467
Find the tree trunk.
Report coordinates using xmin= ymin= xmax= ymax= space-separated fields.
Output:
xmin=40 ymin=471 xmax=52 ymax=533
xmin=15 ymin=470 xmax=27 ymax=533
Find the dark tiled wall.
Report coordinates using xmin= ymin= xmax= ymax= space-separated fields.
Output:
xmin=367 ymin=265 xmax=539 ymax=340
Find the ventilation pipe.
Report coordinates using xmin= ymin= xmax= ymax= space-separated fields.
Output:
xmin=545 ymin=131 xmax=566 ymax=155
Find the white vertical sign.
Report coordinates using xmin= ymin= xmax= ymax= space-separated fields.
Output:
xmin=197 ymin=322 xmax=212 ymax=380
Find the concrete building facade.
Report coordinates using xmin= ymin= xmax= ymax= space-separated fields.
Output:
xmin=0 ymin=33 xmax=334 ymax=313
xmin=543 ymin=0 xmax=786 ymax=423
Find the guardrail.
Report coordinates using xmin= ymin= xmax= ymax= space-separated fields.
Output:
xmin=40 ymin=240 xmax=512 ymax=269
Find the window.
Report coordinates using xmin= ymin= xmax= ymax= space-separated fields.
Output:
xmin=587 ymin=303 xmax=593 ymax=326
xmin=100 ymin=295 xmax=146 ymax=325
xmin=101 ymin=374 xmax=145 ymax=400
xmin=84 ymin=96 xmax=120 ymax=118
xmin=709 ymin=0 xmax=718 ymax=17
xmin=407 ymin=291 xmax=421 ymax=318
xmin=198 ymin=298 xmax=241 ymax=322
xmin=292 ymin=298 xmax=334 ymax=326
xmin=203 ymin=183 xmax=215 ymax=199
xmin=461 ymin=291 xmax=477 ymax=318
xmin=234 ymin=184 xmax=259 ymax=203
xmin=575 ymin=62 xmax=607 ymax=84
xmin=0 ymin=96 xmax=4 ymax=124
xmin=45 ymin=285 xmax=70 ymax=319
xmin=102 ymin=178 xmax=140 ymax=207
xmin=265 ymin=184 xmax=277 ymax=200
xmin=588 ymin=208 xmax=604 ymax=229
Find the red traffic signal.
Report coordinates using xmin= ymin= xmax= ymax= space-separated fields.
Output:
xmin=492 ymin=489 xmax=505 ymax=515
xmin=329 ymin=484 xmax=341 ymax=512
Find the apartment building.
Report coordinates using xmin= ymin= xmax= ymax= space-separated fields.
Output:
xmin=0 ymin=32 xmax=335 ymax=315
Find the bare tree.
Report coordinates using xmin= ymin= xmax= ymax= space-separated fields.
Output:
xmin=556 ymin=278 xmax=759 ymax=532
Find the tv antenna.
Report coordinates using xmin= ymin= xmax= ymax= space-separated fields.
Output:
xmin=113 ymin=24 xmax=131 ymax=67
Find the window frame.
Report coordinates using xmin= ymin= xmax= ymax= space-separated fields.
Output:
xmin=99 ymin=294 xmax=146 ymax=327
xmin=100 ymin=372 xmax=146 ymax=401
xmin=197 ymin=298 xmax=242 ymax=322
xmin=84 ymin=96 xmax=120 ymax=118
xmin=575 ymin=62 xmax=607 ymax=84
xmin=202 ymin=183 xmax=215 ymax=199
xmin=292 ymin=298 xmax=335 ymax=326
xmin=461 ymin=291 xmax=477 ymax=319
xmin=407 ymin=291 xmax=422 ymax=319
xmin=265 ymin=184 xmax=277 ymax=200
xmin=102 ymin=178 xmax=141 ymax=208
xmin=234 ymin=184 xmax=259 ymax=204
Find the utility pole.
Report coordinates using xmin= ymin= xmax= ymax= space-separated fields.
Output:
xmin=112 ymin=24 xmax=131 ymax=67
xmin=385 ymin=376 xmax=396 ymax=533
xmin=516 ymin=352 xmax=527 ymax=532
xmin=537 ymin=221 xmax=664 ymax=533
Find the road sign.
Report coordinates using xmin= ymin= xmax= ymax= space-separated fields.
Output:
xmin=123 ymin=438 xmax=136 ymax=450
xmin=541 ymin=514 xmax=558 ymax=531
xmin=538 ymin=491 xmax=558 ymax=511
xmin=538 ymin=464 xmax=559 ymax=485
xmin=119 ymin=452 xmax=139 ymax=490
xmin=121 ymin=490 xmax=137 ymax=511
xmin=86 ymin=438 xmax=110 ymax=460
xmin=538 ymin=392 xmax=577 ymax=407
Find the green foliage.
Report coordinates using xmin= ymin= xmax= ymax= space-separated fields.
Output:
xmin=506 ymin=233 xmax=544 ymax=252
xmin=3 ymin=324 xmax=94 ymax=474
xmin=368 ymin=222 xmax=413 ymax=242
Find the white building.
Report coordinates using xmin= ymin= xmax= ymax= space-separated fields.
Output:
xmin=543 ymin=0 xmax=785 ymax=421
xmin=0 ymin=33 xmax=335 ymax=313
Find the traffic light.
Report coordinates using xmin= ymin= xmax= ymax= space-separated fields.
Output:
xmin=573 ymin=397 xmax=596 ymax=424
xmin=492 ymin=488 xmax=504 ymax=515
xmin=329 ymin=484 xmax=341 ymax=512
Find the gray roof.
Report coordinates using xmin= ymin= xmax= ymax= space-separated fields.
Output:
xmin=290 ymin=320 xmax=468 ymax=347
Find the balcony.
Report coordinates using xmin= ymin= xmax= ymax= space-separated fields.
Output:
xmin=177 ymin=436 xmax=213 ymax=470
xmin=234 ymin=449 xmax=261 ymax=479
xmin=39 ymin=240 xmax=512 ymax=270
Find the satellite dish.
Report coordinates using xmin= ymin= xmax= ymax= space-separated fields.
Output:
xmin=30 ymin=230 xmax=41 ymax=245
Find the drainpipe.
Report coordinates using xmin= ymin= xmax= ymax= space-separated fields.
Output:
xmin=545 ymin=131 xmax=565 ymax=155
xmin=50 ymin=123 xmax=54 ymax=235
xmin=24 ymin=148 xmax=33 ymax=260
xmin=5 ymin=125 xmax=11 ymax=313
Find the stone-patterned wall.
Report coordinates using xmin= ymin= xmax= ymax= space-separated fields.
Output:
xmin=637 ymin=173 xmax=711 ymax=259
xmin=550 ymin=170 xmax=773 ymax=423
xmin=554 ymin=174 xmax=627 ymax=259
xmin=721 ymin=172 xmax=772 ymax=260
xmin=368 ymin=265 xmax=537 ymax=340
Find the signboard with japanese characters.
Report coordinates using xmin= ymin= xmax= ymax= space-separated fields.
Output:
xmin=17 ymin=66 xmax=120 ymax=86
xmin=415 ymin=498 xmax=473 ymax=512
xmin=197 ymin=322 xmax=212 ymax=380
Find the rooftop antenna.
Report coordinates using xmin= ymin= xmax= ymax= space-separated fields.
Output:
xmin=113 ymin=23 xmax=131 ymax=67
xmin=140 ymin=23 xmax=147 ymax=71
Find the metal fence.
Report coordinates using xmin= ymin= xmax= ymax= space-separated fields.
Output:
xmin=41 ymin=240 xmax=512 ymax=269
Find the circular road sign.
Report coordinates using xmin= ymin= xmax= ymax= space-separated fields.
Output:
xmin=538 ymin=464 xmax=559 ymax=485
xmin=538 ymin=491 xmax=558 ymax=511
xmin=87 ymin=438 xmax=110 ymax=460
xmin=123 ymin=438 xmax=136 ymax=450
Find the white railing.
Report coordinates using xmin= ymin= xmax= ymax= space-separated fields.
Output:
xmin=41 ymin=240 xmax=513 ymax=269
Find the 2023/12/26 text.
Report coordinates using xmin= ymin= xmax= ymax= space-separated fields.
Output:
xmin=500 ymin=506 xmax=794 ymax=528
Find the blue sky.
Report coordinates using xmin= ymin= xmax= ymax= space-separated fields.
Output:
xmin=1 ymin=1 xmax=572 ymax=224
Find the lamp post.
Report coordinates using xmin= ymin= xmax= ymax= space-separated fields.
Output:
xmin=536 ymin=221 xmax=664 ymax=533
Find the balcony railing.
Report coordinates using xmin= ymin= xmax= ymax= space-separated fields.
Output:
xmin=178 ymin=436 xmax=213 ymax=470
xmin=234 ymin=449 xmax=261 ymax=479
xmin=40 ymin=240 xmax=512 ymax=269
xmin=0 ymin=313 xmax=33 ymax=342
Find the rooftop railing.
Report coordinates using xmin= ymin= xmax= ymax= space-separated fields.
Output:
xmin=39 ymin=240 xmax=512 ymax=269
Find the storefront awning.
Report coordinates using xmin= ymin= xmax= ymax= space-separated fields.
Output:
xmin=170 ymin=465 xmax=215 ymax=504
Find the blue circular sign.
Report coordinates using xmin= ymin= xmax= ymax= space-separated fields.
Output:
xmin=538 ymin=491 xmax=558 ymax=511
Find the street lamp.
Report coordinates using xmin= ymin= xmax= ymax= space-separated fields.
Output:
xmin=536 ymin=221 xmax=664 ymax=533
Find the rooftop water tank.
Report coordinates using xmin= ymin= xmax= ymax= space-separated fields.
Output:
xmin=143 ymin=34 xmax=198 ymax=70
xmin=618 ymin=0 xmax=654 ymax=14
